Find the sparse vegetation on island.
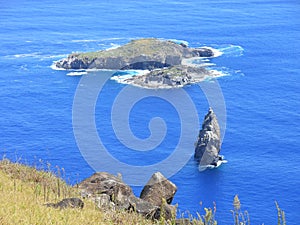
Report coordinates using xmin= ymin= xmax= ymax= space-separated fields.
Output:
xmin=77 ymin=38 xmax=188 ymax=60
xmin=0 ymin=159 xmax=286 ymax=225
xmin=54 ymin=38 xmax=220 ymax=88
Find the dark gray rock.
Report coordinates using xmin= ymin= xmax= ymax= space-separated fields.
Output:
xmin=45 ymin=198 xmax=84 ymax=209
xmin=124 ymin=65 xmax=211 ymax=89
xmin=152 ymin=204 xmax=177 ymax=221
xmin=78 ymin=172 xmax=134 ymax=207
xmin=78 ymin=171 xmax=178 ymax=221
xmin=140 ymin=172 xmax=177 ymax=206
xmin=127 ymin=196 xmax=158 ymax=219
xmin=194 ymin=108 xmax=221 ymax=167
xmin=125 ymin=196 xmax=176 ymax=221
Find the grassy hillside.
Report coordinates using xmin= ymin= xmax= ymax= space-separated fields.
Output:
xmin=0 ymin=159 xmax=154 ymax=225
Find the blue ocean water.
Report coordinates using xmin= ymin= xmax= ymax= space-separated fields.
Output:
xmin=1 ymin=1 xmax=300 ymax=224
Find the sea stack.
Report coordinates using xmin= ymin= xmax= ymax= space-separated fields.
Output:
xmin=194 ymin=107 xmax=223 ymax=169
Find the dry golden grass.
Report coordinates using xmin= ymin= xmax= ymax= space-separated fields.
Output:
xmin=77 ymin=38 xmax=183 ymax=59
xmin=0 ymin=160 xmax=154 ymax=225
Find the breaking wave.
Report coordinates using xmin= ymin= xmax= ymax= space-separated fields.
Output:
xmin=66 ymin=71 xmax=88 ymax=76
xmin=213 ymin=44 xmax=244 ymax=57
xmin=110 ymin=70 xmax=149 ymax=84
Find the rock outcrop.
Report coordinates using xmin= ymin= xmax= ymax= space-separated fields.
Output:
xmin=45 ymin=198 xmax=84 ymax=209
xmin=140 ymin=172 xmax=177 ymax=220
xmin=78 ymin=172 xmax=177 ymax=221
xmin=140 ymin=172 xmax=177 ymax=205
xmin=78 ymin=172 xmax=134 ymax=208
xmin=123 ymin=65 xmax=215 ymax=88
xmin=55 ymin=38 xmax=214 ymax=70
xmin=194 ymin=108 xmax=223 ymax=169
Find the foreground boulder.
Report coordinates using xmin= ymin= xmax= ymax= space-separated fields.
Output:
xmin=45 ymin=198 xmax=84 ymax=209
xmin=140 ymin=172 xmax=177 ymax=220
xmin=194 ymin=108 xmax=223 ymax=169
xmin=78 ymin=171 xmax=177 ymax=221
xmin=140 ymin=172 xmax=177 ymax=205
xmin=78 ymin=172 xmax=133 ymax=207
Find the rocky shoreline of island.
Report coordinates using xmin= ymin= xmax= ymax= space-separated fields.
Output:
xmin=54 ymin=38 xmax=221 ymax=89
xmin=119 ymin=65 xmax=222 ymax=89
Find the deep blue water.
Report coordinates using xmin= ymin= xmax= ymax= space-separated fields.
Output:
xmin=1 ymin=1 xmax=300 ymax=224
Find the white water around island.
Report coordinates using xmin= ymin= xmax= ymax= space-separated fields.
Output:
xmin=109 ymin=44 xmax=243 ymax=85
xmin=50 ymin=41 xmax=243 ymax=84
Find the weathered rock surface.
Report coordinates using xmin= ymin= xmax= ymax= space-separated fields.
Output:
xmin=45 ymin=198 xmax=84 ymax=209
xmin=94 ymin=193 xmax=115 ymax=209
xmin=55 ymin=38 xmax=214 ymax=70
xmin=152 ymin=204 xmax=177 ymax=221
xmin=78 ymin=172 xmax=134 ymax=206
xmin=78 ymin=171 xmax=177 ymax=221
xmin=123 ymin=65 xmax=215 ymax=88
xmin=194 ymin=108 xmax=222 ymax=167
xmin=140 ymin=172 xmax=177 ymax=206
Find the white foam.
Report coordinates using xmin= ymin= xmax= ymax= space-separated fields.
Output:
xmin=50 ymin=63 xmax=66 ymax=70
xmin=201 ymin=59 xmax=210 ymax=62
xmin=71 ymin=39 xmax=98 ymax=43
xmin=214 ymin=44 xmax=244 ymax=57
xmin=203 ymin=46 xmax=224 ymax=58
xmin=43 ymin=54 xmax=68 ymax=59
xmin=105 ymin=43 xmax=121 ymax=51
xmin=111 ymin=74 xmax=135 ymax=82
xmin=182 ymin=57 xmax=216 ymax=67
xmin=111 ymin=70 xmax=149 ymax=84
xmin=126 ymin=69 xmax=149 ymax=76
xmin=198 ymin=159 xmax=228 ymax=171
xmin=67 ymin=71 xmax=88 ymax=76
xmin=101 ymin=37 xmax=129 ymax=41
xmin=207 ymin=67 xmax=244 ymax=80
xmin=167 ymin=38 xmax=189 ymax=46
xmin=207 ymin=69 xmax=228 ymax=78
xmin=13 ymin=52 xmax=41 ymax=58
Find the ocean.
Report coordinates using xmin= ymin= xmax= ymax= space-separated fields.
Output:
xmin=1 ymin=0 xmax=300 ymax=224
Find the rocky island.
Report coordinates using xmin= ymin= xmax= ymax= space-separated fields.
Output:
xmin=194 ymin=108 xmax=227 ymax=170
xmin=55 ymin=38 xmax=219 ymax=88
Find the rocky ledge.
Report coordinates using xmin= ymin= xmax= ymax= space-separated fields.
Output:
xmin=55 ymin=38 xmax=218 ymax=88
